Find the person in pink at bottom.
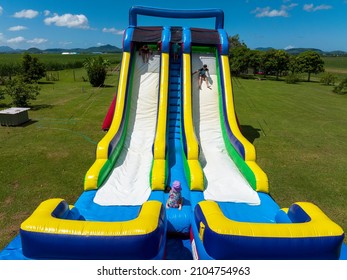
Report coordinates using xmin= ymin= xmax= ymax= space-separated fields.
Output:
xmin=166 ymin=180 xmax=183 ymax=210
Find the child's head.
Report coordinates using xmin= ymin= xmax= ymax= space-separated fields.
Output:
xmin=171 ymin=180 xmax=181 ymax=193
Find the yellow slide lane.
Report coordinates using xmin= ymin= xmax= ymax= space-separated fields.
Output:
xmin=182 ymin=53 xmax=204 ymax=191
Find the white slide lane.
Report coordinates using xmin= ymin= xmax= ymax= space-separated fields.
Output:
xmin=191 ymin=53 xmax=260 ymax=205
xmin=93 ymin=54 xmax=160 ymax=206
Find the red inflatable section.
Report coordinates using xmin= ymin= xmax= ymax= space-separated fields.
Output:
xmin=102 ymin=94 xmax=117 ymax=131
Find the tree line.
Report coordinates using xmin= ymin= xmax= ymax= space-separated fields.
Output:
xmin=228 ymin=35 xmax=325 ymax=82
xmin=228 ymin=35 xmax=346 ymax=93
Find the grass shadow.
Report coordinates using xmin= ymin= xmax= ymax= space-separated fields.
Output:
xmin=38 ymin=81 xmax=55 ymax=85
xmin=20 ymin=119 xmax=38 ymax=127
xmin=30 ymin=104 xmax=54 ymax=111
xmin=0 ymin=103 xmax=9 ymax=109
xmin=240 ymin=125 xmax=261 ymax=143
xmin=102 ymin=84 xmax=115 ymax=88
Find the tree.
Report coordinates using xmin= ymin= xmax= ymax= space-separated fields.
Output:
xmin=296 ymin=51 xmax=324 ymax=82
xmin=21 ymin=53 xmax=46 ymax=83
xmin=228 ymin=34 xmax=245 ymax=49
xmin=0 ymin=63 xmax=21 ymax=80
xmin=0 ymin=77 xmax=40 ymax=107
xmin=273 ymin=50 xmax=290 ymax=80
xmin=248 ymin=50 xmax=263 ymax=74
xmin=228 ymin=35 xmax=251 ymax=76
xmin=83 ymin=56 xmax=110 ymax=87
xmin=229 ymin=46 xmax=251 ymax=75
xmin=288 ymin=55 xmax=301 ymax=74
xmin=262 ymin=49 xmax=290 ymax=80
xmin=262 ymin=49 xmax=276 ymax=77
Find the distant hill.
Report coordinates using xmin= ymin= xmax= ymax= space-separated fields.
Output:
xmin=255 ymin=47 xmax=347 ymax=56
xmin=1 ymin=44 xmax=346 ymax=56
xmin=284 ymin=48 xmax=324 ymax=55
xmin=254 ymin=47 xmax=275 ymax=52
xmin=0 ymin=44 xmax=122 ymax=54
xmin=0 ymin=46 xmax=21 ymax=53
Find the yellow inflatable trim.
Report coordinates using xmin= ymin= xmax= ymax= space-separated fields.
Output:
xmin=152 ymin=52 xmax=169 ymax=160
xmin=151 ymin=53 xmax=169 ymax=190
xmin=220 ymin=55 xmax=269 ymax=193
xmin=84 ymin=159 xmax=107 ymax=191
xmin=84 ymin=52 xmax=131 ymax=190
xmin=187 ymin=160 xmax=204 ymax=191
xmin=151 ymin=159 xmax=166 ymax=190
xmin=21 ymin=199 xmax=163 ymax=236
xmin=220 ymin=55 xmax=256 ymax=162
xmin=246 ymin=161 xmax=269 ymax=193
xmin=181 ymin=53 xmax=204 ymax=190
xmin=182 ymin=53 xmax=200 ymax=159
xmin=198 ymin=200 xmax=344 ymax=238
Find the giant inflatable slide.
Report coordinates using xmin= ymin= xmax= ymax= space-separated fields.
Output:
xmin=1 ymin=6 xmax=346 ymax=260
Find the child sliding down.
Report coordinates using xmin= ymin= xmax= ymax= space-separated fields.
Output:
xmin=166 ymin=180 xmax=182 ymax=210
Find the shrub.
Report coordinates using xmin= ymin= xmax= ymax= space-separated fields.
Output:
xmin=21 ymin=53 xmax=46 ymax=83
xmin=46 ymin=72 xmax=59 ymax=81
xmin=0 ymin=77 xmax=40 ymax=107
xmin=83 ymin=56 xmax=110 ymax=87
xmin=320 ymin=72 xmax=337 ymax=86
xmin=285 ymin=73 xmax=300 ymax=84
xmin=333 ymin=78 xmax=347 ymax=95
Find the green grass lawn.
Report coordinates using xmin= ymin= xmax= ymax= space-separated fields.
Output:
xmin=233 ymin=78 xmax=347 ymax=241
xmin=315 ymin=56 xmax=347 ymax=81
xmin=0 ymin=68 xmax=118 ymax=250
xmin=0 ymin=67 xmax=346 ymax=251
xmin=323 ymin=56 xmax=347 ymax=73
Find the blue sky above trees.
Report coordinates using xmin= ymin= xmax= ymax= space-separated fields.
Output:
xmin=0 ymin=0 xmax=346 ymax=51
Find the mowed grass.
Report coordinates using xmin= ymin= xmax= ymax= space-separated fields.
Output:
xmin=323 ymin=56 xmax=347 ymax=74
xmin=0 ymin=67 xmax=118 ymax=250
xmin=233 ymin=78 xmax=347 ymax=242
xmin=0 ymin=64 xmax=346 ymax=251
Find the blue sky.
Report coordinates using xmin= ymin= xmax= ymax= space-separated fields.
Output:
xmin=0 ymin=0 xmax=347 ymax=51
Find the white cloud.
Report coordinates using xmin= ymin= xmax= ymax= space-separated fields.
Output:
xmin=252 ymin=3 xmax=298 ymax=18
xmin=284 ymin=45 xmax=295 ymax=50
xmin=8 ymin=25 xmax=28 ymax=31
xmin=27 ymin=38 xmax=48 ymax=44
xmin=0 ymin=6 xmax=3 ymax=15
xmin=7 ymin=36 xmax=26 ymax=44
xmin=44 ymin=13 xmax=90 ymax=29
xmin=44 ymin=10 xmax=51 ymax=16
xmin=303 ymin=4 xmax=332 ymax=12
xmin=13 ymin=9 xmax=39 ymax=19
xmin=252 ymin=7 xmax=288 ymax=17
xmin=102 ymin=27 xmax=124 ymax=35
xmin=252 ymin=4 xmax=298 ymax=18
xmin=59 ymin=41 xmax=73 ymax=46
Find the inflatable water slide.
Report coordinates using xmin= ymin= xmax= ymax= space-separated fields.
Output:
xmin=0 ymin=6 xmax=346 ymax=260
